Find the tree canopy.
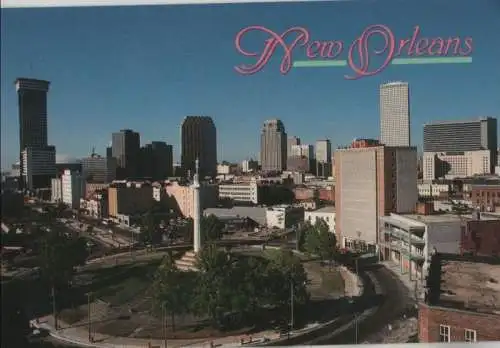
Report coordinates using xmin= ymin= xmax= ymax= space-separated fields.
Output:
xmin=303 ymin=219 xmax=337 ymax=262
xmin=152 ymin=246 xmax=309 ymax=330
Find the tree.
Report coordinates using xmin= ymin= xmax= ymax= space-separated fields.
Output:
xmin=264 ymin=249 xmax=309 ymax=310
xmin=192 ymin=246 xmax=235 ymax=328
xmin=152 ymin=255 xmax=190 ymax=331
xmin=304 ymin=219 xmax=337 ymax=263
xmin=38 ymin=228 xmax=88 ymax=290
xmin=201 ymin=214 xmax=225 ymax=243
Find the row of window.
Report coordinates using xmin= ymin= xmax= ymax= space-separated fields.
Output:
xmin=439 ymin=325 xmax=476 ymax=343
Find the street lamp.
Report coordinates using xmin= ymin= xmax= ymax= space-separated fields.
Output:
xmin=348 ymin=297 xmax=359 ymax=344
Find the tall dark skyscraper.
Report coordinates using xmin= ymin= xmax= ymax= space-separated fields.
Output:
xmin=181 ymin=116 xmax=217 ymax=178
xmin=16 ymin=78 xmax=56 ymax=189
xmin=111 ymin=129 xmax=141 ymax=179
xmin=140 ymin=141 xmax=173 ymax=180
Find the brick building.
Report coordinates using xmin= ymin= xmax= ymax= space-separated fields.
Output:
xmin=461 ymin=218 xmax=500 ymax=256
xmin=293 ymin=187 xmax=316 ymax=201
xmin=419 ymin=253 xmax=500 ymax=343
xmin=318 ymin=186 xmax=335 ymax=202
xmin=470 ymin=184 xmax=500 ymax=211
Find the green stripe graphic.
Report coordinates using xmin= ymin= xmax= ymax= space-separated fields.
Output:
xmin=292 ymin=56 xmax=472 ymax=68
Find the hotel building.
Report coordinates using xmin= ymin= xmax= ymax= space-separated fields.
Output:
xmin=335 ymin=143 xmax=418 ymax=252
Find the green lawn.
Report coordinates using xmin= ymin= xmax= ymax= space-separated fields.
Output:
xmin=86 ymin=259 xmax=163 ymax=306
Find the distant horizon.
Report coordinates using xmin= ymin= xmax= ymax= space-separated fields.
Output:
xmin=2 ymin=0 xmax=499 ymax=170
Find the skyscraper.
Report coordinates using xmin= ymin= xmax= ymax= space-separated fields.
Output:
xmin=423 ymin=117 xmax=498 ymax=177
xmin=315 ymin=139 xmax=332 ymax=177
xmin=260 ymin=119 xmax=287 ymax=172
xmin=112 ymin=129 xmax=141 ymax=179
xmin=16 ymin=78 xmax=56 ymax=189
xmin=181 ymin=116 xmax=217 ymax=178
xmin=380 ymin=82 xmax=410 ymax=147
xmin=287 ymin=136 xmax=301 ymax=158
xmin=140 ymin=141 xmax=174 ymax=180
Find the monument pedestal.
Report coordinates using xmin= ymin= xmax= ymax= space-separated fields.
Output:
xmin=175 ymin=250 xmax=198 ymax=272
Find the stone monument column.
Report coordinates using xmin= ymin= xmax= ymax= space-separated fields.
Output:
xmin=192 ymin=159 xmax=201 ymax=253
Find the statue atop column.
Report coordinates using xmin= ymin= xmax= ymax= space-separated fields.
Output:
xmin=192 ymin=158 xmax=201 ymax=253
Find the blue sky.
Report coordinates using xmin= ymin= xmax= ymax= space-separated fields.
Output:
xmin=1 ymin=0 xmax=499 ymax=169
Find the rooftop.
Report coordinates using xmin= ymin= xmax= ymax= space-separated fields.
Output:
xmin=437 ymin=254 xmax=500 ymax=315
xmin=309 ymin=206 xmax=335 ymax=214
xmin=402 ymin=212 xmax=500 ymax=224
xmin=204 ymin=207 xmax=267 ymax=226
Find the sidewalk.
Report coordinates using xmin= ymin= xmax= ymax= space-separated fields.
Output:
xmin=381 ymin=261 xmax=423 ymax=299
xmin=33 ymin=315 xmax=280 ymax=348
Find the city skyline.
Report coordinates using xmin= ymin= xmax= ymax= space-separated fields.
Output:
xmin=2 ymin=0 xmax=500 ymax=170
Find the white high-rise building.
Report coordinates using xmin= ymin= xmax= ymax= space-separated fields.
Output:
xmin=315 ymin=139 xmax=332 ymax=177
xmin=61 ymin=169 xmax=84 ymax=209
xmin=51 ymin=178 xmax=62 ymax=202
xmin=380 ymin=82 xmax=410 ymax=147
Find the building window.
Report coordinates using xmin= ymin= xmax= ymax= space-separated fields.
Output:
xmin=465 ymin=329 xmax=476 ymax=343
xmin=439 ymin=325 xmax=451 ymax=342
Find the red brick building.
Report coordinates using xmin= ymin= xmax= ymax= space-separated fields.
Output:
xmin=419 ymin=254 xmax=500 ymax=343
xmin=318 ymin=186 xmax=335 ymax=202
xmin=293 ymin=187 xmax=316 ymax=201
xmin=470 ymin=184 xmax=500 ymax=211
xmin=461 ymin=219 xmax=500 ymax=257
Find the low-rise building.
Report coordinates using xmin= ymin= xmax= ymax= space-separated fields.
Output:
xmin=379 ymin=209 xmax=500 ymax=281
xmin=418 ymin=183 xmax=450 ymax=198
xmin=266 ymin=204 xmax=304 ymax=229
xmin=108 ymin=181 xmax=153 ymax=220
xmin=470 ymin=184 xmax=500 ymax=211
xmin=293 ymin=187 xmax=316 ymax=201
xmin=423 ymin=150 xmax=491 ymax=181
xmin=296 ymin=200 xmax=318 ymax=211
xmin=304 ymin=206 xmax=335 ymax=233
xmin=219 ymin=180 xmax=258 ymax=204
xmin=165 ymin=181 xmax=218 ymax=218
xmin=461 ymin=216 xmax=500 ymax=256
xmin=86 ymin=189 xmax=109 ymax=219
xmin=419 ymin=254 xmax=500 ymax=342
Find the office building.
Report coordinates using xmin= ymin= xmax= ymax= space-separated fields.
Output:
xmin=112 ymin=129 xmax=141 ymax=179
xmin=51 ymin=178 xmax=62 ymax=202
xmin=140 ymin=141 xmax=173 ymax=180
xmin=288 ymin=144 xmax=314 ymax=173
xmin=241 ymin=159 xmax=258 ymax=173
xmin=335 ymin=144 xmax=418 ymax=252
xmin=287 ymin=136 xmax=301 ymax=158
xmin=423 ymin=117 xmax=498 ymax=173
xmin=21 ymin=146 xmax=56 ymax=190
xmin=16 ymin=78 xmax=57 ymax=189
xmin=81 ymin=151 xmax=117 ymax=183
xmin=423 ymin=150 xmax=491 ymax=181
xmin=316 ymin=139 xmax=332 ymax=177
xmin=61 ymin=169 xmax=84 ymax=209
xmin=219 ymin=180 xmax=259 ymax=204
xmin=260 ymin=119 xmax=287 ymax=172
xmin=380 ymin=82 xmax=410 ymax=147
xmin=181 ymin=116 xmax=217 ymax=178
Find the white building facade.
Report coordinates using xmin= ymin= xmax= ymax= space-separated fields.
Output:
xmin=51 ymin=178 xmax=62 ymax=202
xmin=423 ymin=150 xmax=491 ymax=181
xmin=266 ymin=205 xmax=304 ymax=229
xmin=379 ymin=213 xmax=462 ymax=281
xmin=61 ymin=169 xmax=84 ymax=209
xmin=219 ymin=180 xmax=259 ymax=204
xmin=304 ymin=206 xmax=336 ymax=233
xmin=417 ymin=183 xmax=450 ymax=198
xmin=380 ymin=82 xmax=410 ymax=147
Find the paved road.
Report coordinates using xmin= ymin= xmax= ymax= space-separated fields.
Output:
xmin=299 ymin=264 xmax=410 ymax=345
